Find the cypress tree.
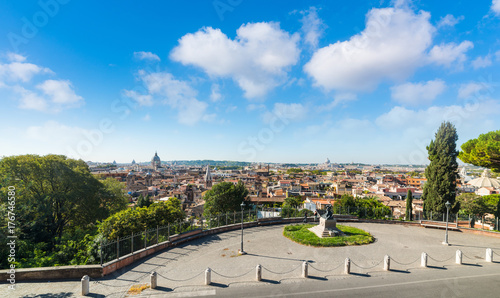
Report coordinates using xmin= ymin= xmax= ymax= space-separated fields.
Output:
xmin=422 ymin=122 xmax=459 ymax=215
xmin=405 ymin=189 xmax=413 ymax=221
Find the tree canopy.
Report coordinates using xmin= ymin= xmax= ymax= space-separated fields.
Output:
xmin=459 ymin=130 xmax=500 ymax=173
xmin=406 ymin=189 xmax=413 ymax=221
xmin=0 ymin=155 xmax=127 ymax=246
xmin=203 ymin=181 xmax=249 ymax=216
xmin=422 ymin=122 xmax=459 ymax=214
xmin=98 ymin=198 xmax=185 ymax=240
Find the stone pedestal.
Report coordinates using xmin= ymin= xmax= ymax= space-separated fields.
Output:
xmin=308 ymin=217 xmax=344 ymax=238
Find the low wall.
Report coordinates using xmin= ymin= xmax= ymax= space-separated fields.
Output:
xmin=0 ymin=265 xmax=102 ymax=281
xmin=3 ymin=217 xmax=499 ymax=281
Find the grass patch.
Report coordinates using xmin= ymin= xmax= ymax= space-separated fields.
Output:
xmin=283 ymin=224 xmax=374 ymax=247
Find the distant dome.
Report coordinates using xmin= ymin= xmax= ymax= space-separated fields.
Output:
xmin=325 ymin=158 xmax=330 ymax=164
xmin=151 ymin=151 xmax=161 ymax=168
xmin=146 ymin=172 xmax=152 ymax=176
xmin=468 ymin=169 xmax=500 ymax=188
xmin=128 ymin=171 xmax=135 ymax=176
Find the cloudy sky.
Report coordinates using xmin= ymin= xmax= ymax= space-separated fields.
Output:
xmin=0 ymin=0 xmax=499 ymax=164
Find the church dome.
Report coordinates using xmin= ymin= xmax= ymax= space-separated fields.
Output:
xmin=151 ymin=151 xmax=161 ymax=167
xmin=468 ymin=169 xmax=500 ymax=188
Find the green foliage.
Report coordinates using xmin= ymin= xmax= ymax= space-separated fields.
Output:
xmin=203 ymin=181 xmax=249 ymax=216
xmin=98 ymin=198 xmax=185 ymax=240
xmin=0 ymin=155 xmax=125 ymax=247
xmin=406 ymin=189 xmax=413 ymax=221
xmin=332 ymin=195 xmax=391 ymax=219
xmin=283 ymin=196 xmax=302 ymax=209
xmin=281 ymin=206 xmax=313 ymax=218
xmin=286 ymin=168 xmax=303 ymax=174
xmin=456 ymin=193 xmax=488 ymax=217
xmin=422 ymin=122 xmax=459 ymax=214
xmin=459 ymin=130 xmax=500 ymax=172
xmin=136 ymin=195 xmax=152 ymax=208
xmin=283 ymin=224 xmax=374 ymax=247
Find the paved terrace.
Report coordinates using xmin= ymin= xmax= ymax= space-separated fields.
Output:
xmin=3 ymin=222 xmax=500 ymax=297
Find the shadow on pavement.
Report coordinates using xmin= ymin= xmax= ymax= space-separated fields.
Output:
xmin=209 ymin=282 xmax=228 ymax=288
xmin=308 ymin=276 xmax=328 ymax=281
xmin=427 ymin=265 xmax=447 ymax=270
xmin=389 ymin=269 xmax=410 ymax=274
xmin=151 ymin=286 xmax=173 ymax=292
xmin=349 ymin=272 xmax=370 ymax=277
xmin=246 ymin=252 xmax=310 ymax=263
xmin=21 ymin=293 xmax=75 ymax=298
xmin=260 ymin=278 xmax=280 ymax=284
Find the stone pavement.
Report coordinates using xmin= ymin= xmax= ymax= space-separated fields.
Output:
xmin=2 ymin=222 xmax=500 ymax=297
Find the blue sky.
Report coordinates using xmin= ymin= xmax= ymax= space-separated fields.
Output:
xmin=1 ymin=0 xmax=499 ymax=164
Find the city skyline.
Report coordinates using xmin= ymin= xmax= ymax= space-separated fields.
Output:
xmin=1 ymin=0 xmax=500 ymax=164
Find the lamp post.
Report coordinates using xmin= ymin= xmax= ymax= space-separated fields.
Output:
xmin=443 ymin=201 xmax=451 ymax=246
xmin=239 ymin=202 xmax=246 ymax=255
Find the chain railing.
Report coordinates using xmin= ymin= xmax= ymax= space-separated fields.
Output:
xmin=85 ymin=248 xmax=499 ymax=294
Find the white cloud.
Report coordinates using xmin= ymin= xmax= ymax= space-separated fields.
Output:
xmin=26 ymin=120 xmax=86 ymax=142
xmin=210 ymin=83 xmax=222 ymax=102
xmin=390 ymin=79 xmax=446 ymax=106
xmin=496 ymin=50 xmax=500 ymax=61
xmin=0 ymin=61 xmax=52 ymax=82
xmin=123 ymin=89 xmax=153 ymax=106
xmin=7 ymin=53 xmax=27 ymax=62
xmin=262 ymin=103 xmax=307 ymax=124
xmin=125 ymin=70 xmax=213 ymax=125
xmin=376 ymin=100 xmax=500 ymax=133
xmin=427 ymin=41 xmax=474 ymax=69
xmin=304 ymin=6 xmax=434 ymax=91
xmin=226 ymin=104 xmax=237 ymax=112
xmin=437 ymin=14 xmax=464 ymax=28
xmin=471 ymin=55 xmax=492 ymax=69
xmin=299 ymin=7 xmax=326 ymax=49
xmin=15 ymin=86 xmax=48 ymax=111
xmin=134 ymin=51 xmax=160 ymax=61
xmin=170 ymin=22 xmax=300 ymax=98
xmin=37 ymin=80 xmax=83 ymax=105
xmin=492 ymin=0 xmax=500 ymax=16
xmin=143 ymin=114 xmax=151 ymax=121
xmin=458 ymin=82 xmax=491 ymax=99
xmin=320 ymin=93 xmax=357 ymax=111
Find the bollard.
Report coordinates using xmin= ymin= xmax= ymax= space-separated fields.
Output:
xmin=384 ymin=255 xmax=390 ymax=271
xmin=421 ymin=252 xmax=427 ymax=267
xmin=150 ymin=271 xmax=157 ymax=289
xmin=302 ymin=261 xmax=308 ymax=278
xmin=81 ymin=275 xmax=89 ymax=296
xmin=344 ymin=258 xmax=351 ymax=274
xmin=256 ymin=264 xmax=262 ymax=281
xmin=456 ymin=250 xmax=462 ymax=265
xmin=205 ymin=268 xmax=211 ymax=285
xmin=486 ymin=248 xmax=493 ymax=262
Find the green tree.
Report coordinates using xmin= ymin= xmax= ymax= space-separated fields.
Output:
xmin=459 ymin=130 xmax=500 ymax=173
xmin=0 ymin=155 xmax=120 ymax=246
xmin=457 ymin=193 xmax=487 ymax=217
xmin=283 ymin=196 xmax=302 ymax=209
xmin=137 ymin=195 xmax=152 ymax=208
xmin=422 ymin=122 xmax=459 ymax=215
xmin=98 ymin=198 xmax=185 ymax=240
xmin=203 ymin=181 xmax=249 ymax=216
xmin=101 ymin=178 xmax=128 ymax=214
xmin=405 ymin=189 xmax=413 ymax=221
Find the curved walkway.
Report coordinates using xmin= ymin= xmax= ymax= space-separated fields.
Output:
xmin=3 ymin=223 xmax=500 ymax=297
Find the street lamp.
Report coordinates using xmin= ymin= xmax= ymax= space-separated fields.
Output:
xmin=443 ymin=200 xmax=451 ymax=246
xmin=239 ymin=202 xmax=246 ymax=255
